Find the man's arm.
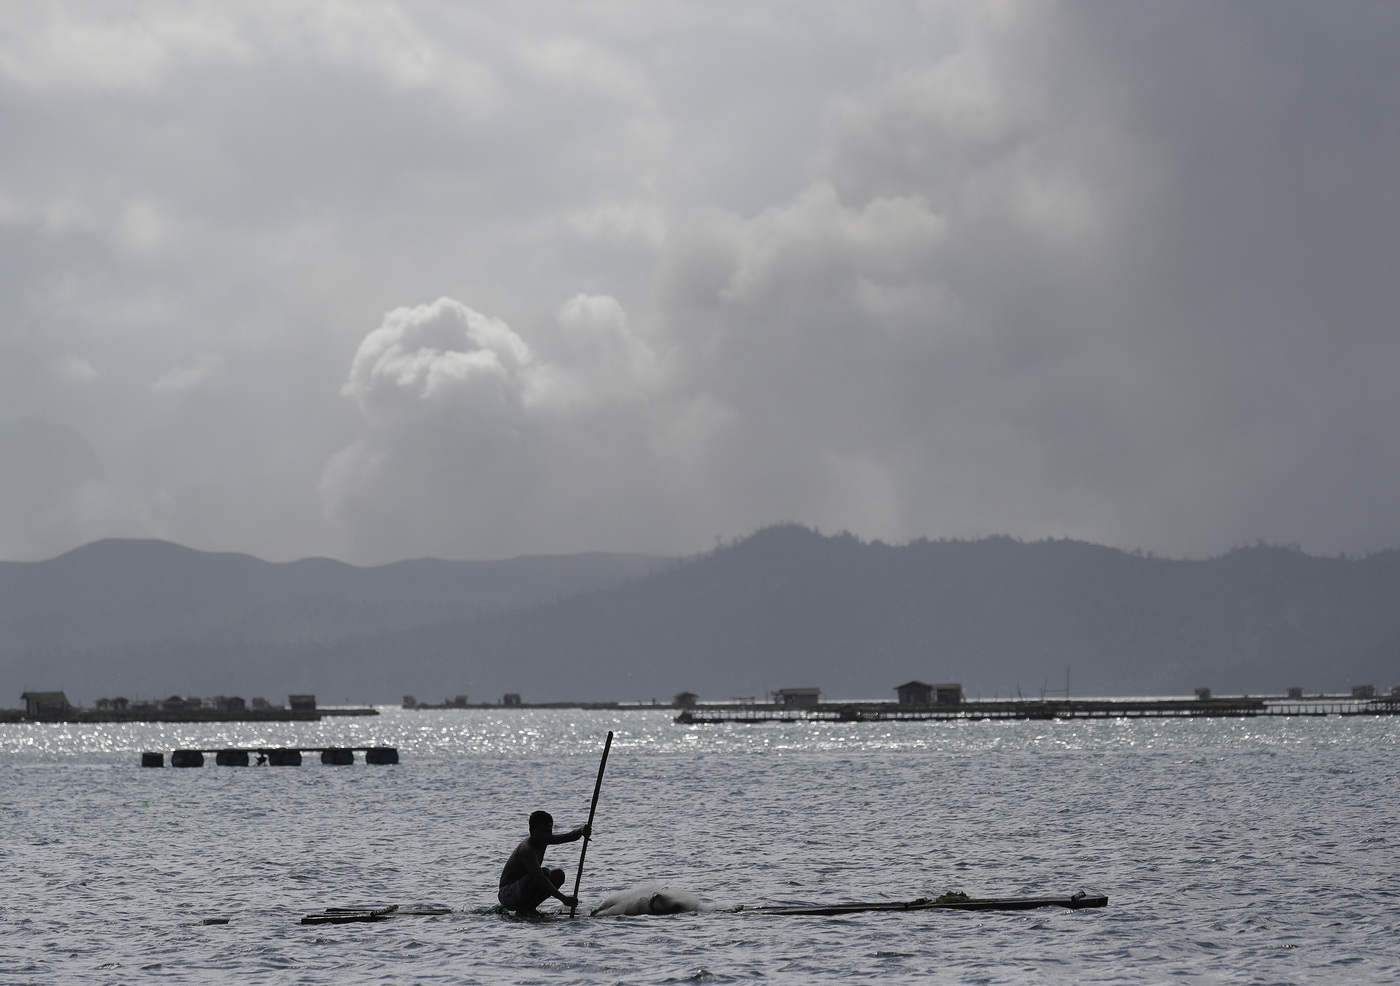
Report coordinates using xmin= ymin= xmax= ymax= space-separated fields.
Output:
xmin=548 ymin=823 xmax=592 ymax=845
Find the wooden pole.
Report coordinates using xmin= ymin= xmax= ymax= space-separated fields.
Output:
xmin=570 ymin=730 xmax=613 ymax=918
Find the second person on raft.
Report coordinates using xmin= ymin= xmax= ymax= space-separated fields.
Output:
xmin=497 ymin=810 xmax=591 ymax=914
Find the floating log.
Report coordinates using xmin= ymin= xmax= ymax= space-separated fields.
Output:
xmin=321 ymin=748 xmax=354 ymax=765
xmin=171 ymin=749 xmax=204 ymax=768
xmin=733 ymin=893 xmax=1107 ymax=916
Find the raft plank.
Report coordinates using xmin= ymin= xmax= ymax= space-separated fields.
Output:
xmin=300 ymin=904 xmax=453 ymax=925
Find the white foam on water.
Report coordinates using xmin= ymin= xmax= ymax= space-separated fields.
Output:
xmin=590 ymin=883 xmax=705 ymax=916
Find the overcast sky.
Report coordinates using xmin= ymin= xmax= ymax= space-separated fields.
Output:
xmin=2 ymin=2 xmax=1397 ymax=564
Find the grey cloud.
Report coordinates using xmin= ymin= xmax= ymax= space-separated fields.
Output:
xmin=0 ymin=420 xmax=124 ymax=559
xmin=654 ymin=2 xmax=1400 ymax=556
xmin=0 ymin=2 xmax=1396 ymax=562
xmin=151 ymin=353 xmax=229 ymax=393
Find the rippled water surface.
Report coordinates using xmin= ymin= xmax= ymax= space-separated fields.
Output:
xmin=3 ymin=709 xmax=1398 ymax=984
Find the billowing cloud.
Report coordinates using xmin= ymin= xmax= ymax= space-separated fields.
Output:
xmin=321 ymin=294 xmax=667 ymax=559
xmin=1 ymin=2 xmax=1397 ymax=562
xmin=340 ymin=298 xmax=533 ymax=417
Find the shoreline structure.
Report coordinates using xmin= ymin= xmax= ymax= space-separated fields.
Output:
xmin=4 ymin=691 xmax=376 ymax=723
xmin=8 ymin=688 xmax=1399 ymax=725
xmin=399 ymin=686 xmax=1400 ymax=722
xmin=673 ymin=693 xmax=1400 ymax=723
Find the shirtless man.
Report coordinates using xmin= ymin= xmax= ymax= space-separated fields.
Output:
xmin=497 ymin=810 xmax=591 ymax=914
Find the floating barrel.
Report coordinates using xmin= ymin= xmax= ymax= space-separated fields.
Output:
xmin=215 ymin=749 xmax=249 ymax=767
xmin=320 ymin=748 xmax=354 ymax=765
xmin=267 ymin=748 xmax=302 ymax=766
xmin=141 ymin=751 xmax=165 ymax=768
xmin=365 ymin=746 xmax=399 ymax=765
xmin=171 ymin=749 xmax=204 ymax=768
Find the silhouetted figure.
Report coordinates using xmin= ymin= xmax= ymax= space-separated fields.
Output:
xmin=497 ymin=810 xmax=590 ymax=914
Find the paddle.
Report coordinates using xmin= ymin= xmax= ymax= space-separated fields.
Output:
xmin=569 ymin=730 xmax=613 ymax=918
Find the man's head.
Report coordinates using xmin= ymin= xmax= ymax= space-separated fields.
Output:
xmin=528 ymin=810 xmax=554 ymax=835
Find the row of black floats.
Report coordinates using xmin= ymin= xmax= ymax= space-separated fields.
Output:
xmin=141 ymin=747 xmax=399 ymax=767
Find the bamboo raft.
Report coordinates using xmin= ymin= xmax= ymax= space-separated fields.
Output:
xmin=299 ymin=893 xmax=1106 ymax=924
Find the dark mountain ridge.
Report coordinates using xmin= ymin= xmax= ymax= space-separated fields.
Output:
xmin=3 ymin=526 xmax=1397 ymax=704
xmin=0 ymin=539 xmax=666 ymax=700
xmin=319 ymin=525 xmax=1397 ymax=702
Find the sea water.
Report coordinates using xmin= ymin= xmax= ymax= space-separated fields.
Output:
xmin=2 ymin=708 xmax=1398 ymax=984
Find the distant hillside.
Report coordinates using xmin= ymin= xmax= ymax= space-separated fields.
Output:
xmin=297 ymin=525 xmax=1400 ymax=702
xmin=0 ymin=539 xmax=665 ymax=702
xmin=3 ymin=527 xmax=1398 ymax=705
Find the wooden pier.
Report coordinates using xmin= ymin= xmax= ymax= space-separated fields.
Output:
xmin=674 ymin=694 xmax=1400 ymax=724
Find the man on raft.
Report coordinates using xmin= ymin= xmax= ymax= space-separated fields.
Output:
xmin=497 ymin=810 xmax=591 ymax=914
